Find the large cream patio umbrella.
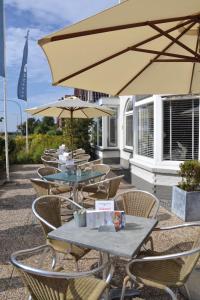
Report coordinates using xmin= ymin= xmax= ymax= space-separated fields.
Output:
xmin=38 ymin=0 xmax=200 ymax=96
xmin=26 ymin=96 xmax=113 ymax=153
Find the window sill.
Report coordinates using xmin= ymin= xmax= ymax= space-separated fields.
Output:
xmin=123 ymin=147 xmax=133 ymax=153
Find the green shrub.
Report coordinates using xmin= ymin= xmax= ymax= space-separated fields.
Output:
xmin=178 ymin=160 xmax=200 ymax=191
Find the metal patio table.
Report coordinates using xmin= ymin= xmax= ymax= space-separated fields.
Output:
xmin=44 ymin=170 xmax=105 ymax=203
xmin=48 ymin=215 xmax=157 ymax=299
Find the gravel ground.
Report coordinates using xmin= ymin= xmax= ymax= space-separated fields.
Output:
xmin=0 ymin=164 xmax=198 ymax=299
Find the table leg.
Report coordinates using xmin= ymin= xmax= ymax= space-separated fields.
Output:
xmin=102 ymin=252 xmax=110 ymax=300
xmin=72 ymin=183 xmax=78 ymax=203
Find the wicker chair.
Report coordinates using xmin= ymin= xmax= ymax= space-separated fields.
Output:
xmin=30 ymin=178 xmax=56 ymax=196
xmin=31 ymin=177 xmax=72 ymax=196
xmin=37 ymin=167 xmax=72 ymax=195
xmin=11 ymin=244 xmax=114 ymax=300
xmin=37 ymin=166 xmax=61 ymax=178
xmin=32 ymin=195 xmax=90 ymax=265
xmin=82 ymin=164 xmax=111 ymax=194
xmin=115 ymin=190 xmax=159 ymax=219
xmin=74 ymin=153 xmax=90 ymax=162
xmin=121 ymin=223 xmax=200 ymax=300
xmin=79 ymin=159 xmax=102 ymax=170
xmin=83 ymin=175 xmax=124 ymax=208
xmin=41 ymin=155 xmax=58 ymax=168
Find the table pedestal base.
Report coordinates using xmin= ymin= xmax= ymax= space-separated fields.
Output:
xmin=109 ymin=288 xmax=140 ymax=299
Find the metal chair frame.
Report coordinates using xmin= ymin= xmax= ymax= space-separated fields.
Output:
xmin=121 ymin=222 xmax=200 ymax=300
xmin=11 ymin=244 xmax=114 ymax=300
xmin=115 ymin=189 xmax=160 ymax=219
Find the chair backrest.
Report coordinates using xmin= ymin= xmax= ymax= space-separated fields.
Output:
xmin=10 ymin=245 xmax=109 ymax=300
xmin=41 ymin=156 xmax=58 ymax=168
xmin=32 ymin=195 xmax=62 ymax=236
xmin=74 ymin=148 xmax=85 ymax=156
xmin=181 ymin=231 xmax=200 ymax=282
xmin=30 ymin=178 xmax=51 ymax=197
xmin=106 ymin=175 xmax=124 ymax=199
xmin=115 ymin=190 xmax=159 ymax=218
xmin=91 ymin=164 xmax=110 ymax=183
xmin=75 ymin=154 xmax=90 ymax=162
xmin=32 ymin=195 xmax=82 ymax=236
xmin=92 ymin=159 xmax=102 ymax=165
xmin=37 ymin=166 xmax=61 ymax=179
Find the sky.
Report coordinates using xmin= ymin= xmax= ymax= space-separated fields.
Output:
xmin=0 ymin=0 xmax=118 ymax=132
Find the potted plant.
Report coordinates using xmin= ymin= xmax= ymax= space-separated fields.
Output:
xmin=171 ymin=160 xmax=200 ymax=221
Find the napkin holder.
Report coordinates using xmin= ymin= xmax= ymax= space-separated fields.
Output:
xmin=74 ymin=209 xmax=86 ymax=227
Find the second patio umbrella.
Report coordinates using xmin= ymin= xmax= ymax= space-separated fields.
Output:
xmin=26 ymin=96 xmax=113 ymax=153
xmin=38 ymin=0 xmax=200 ymax=95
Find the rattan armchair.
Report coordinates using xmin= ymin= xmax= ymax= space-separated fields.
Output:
xmin=115 ymin=190 xmax=159 ymax=219
xmin=41 ymin=155 xmax=58 ymax=168
xmin=11 ymin=244 xmax=114 ymax=300
xmin=37 ymin=166 xmax=61 ymax=178
xmin=32 ymin=195 xmax=90 ymax=265
xmin=37 ymin=167 xmax=72 ymax=195
xmin=31 ymin=177 xmax=72 ymax=196
xmin=121 ymin=222 xmax=200 ymax=300
xmin=74 ymin=153 xmax=90 ymax=162
xmin=83 ymin=175 xmax=124 ymax=208
xmin=78 ymin=158 xmax=102 ymax=170
xmin=82 ymin=164 xmax=111 ymax=194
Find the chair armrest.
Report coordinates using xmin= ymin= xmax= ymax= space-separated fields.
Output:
xmin=11 ymin=245 xmax=57 ymax=270
xmin=126 ymin=246 xmax=200 ymax=281
xmin=154 ymin=221 xmax=200 ymax=231
xmin=32 ymin=196 xmax=83 ymax=232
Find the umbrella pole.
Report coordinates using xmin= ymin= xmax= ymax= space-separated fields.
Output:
xmin=70 ymin=110 xmax=73 ymax=158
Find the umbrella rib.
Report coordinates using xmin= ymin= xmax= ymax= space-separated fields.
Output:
xmin=53 ymin=19 xmax=193 ymax=86
xmin=189 ymin=25 xmax=200 ymax=93
xmin=94 ymin=107 xmax=113 ymax=116
xmin=149 ymin=23 xmax=200 ymax=59
xmin=116 ymin=21 xmax=196 ymax=95
xmin=81 ymin=109 xmax=90 ymax=118
xmin=133 ymin=48 xmax=196 ymax=60
xmin=31 ymin=107 xmax=49 ymax=116
xmin=39 ymin=15 xmax=200 ymax=44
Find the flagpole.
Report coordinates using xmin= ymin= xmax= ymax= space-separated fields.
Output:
xmin=25 ymin=30 xmax=29 ymax=153
xmin=2 ymin=0 xmax=10 ymax=181
xmin=3 ymin=77 xmax=10 ymax=181
xmin=26 ymin=102 xmax=29 ymax=152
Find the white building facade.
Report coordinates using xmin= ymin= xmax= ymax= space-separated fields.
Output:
xmin=94 ymin=94 xmax=200 ymax=199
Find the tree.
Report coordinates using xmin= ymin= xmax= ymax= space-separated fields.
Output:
xmin=17 ymin=118 xmax=41 ymax=135
xmin=34 ymin=117 xmax=56 ymax=134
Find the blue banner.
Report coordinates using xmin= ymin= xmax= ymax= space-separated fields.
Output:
xmin=0 ymin=0 xmax=5 ymax=77
xmin=17 ymin=31 xmax=29 ymax=101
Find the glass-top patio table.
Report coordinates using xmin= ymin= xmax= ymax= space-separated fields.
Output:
xmin=44 ymin=170 xmax=105 ymax=203
xmin=48 ymin=215 xmax=157 ymax=299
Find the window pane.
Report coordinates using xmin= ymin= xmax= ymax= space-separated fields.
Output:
xmin=108 ymin=109 xmax=117 ymax=147
xmin=126 ymin=115 xmax=133 ymax=147
xmin=126 ymin=98 xmax=133 ymax=112
xmin=163 ymin=99 xmax=199 ymax=160
xmin=137 ymin=103 xmax=154 ymax=158
xmin=98 ymin=117 xmax=102 ymax=146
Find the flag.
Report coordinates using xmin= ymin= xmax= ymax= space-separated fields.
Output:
xmin=17 ymin=30 xmax=29 ymax=101
xmin=0 ymin=0 xmax=5 ymax=77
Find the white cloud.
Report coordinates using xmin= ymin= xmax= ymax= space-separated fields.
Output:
xmin=6 ymin=0 xmax=118 ymax=25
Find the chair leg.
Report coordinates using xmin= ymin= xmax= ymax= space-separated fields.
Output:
xmin=183 ymin=284 xmax=192 ymax=300
xmin=120 ymin=276 xmax=130 ymax=300
xmin=164 ymin=287 xmax=177 ymax=300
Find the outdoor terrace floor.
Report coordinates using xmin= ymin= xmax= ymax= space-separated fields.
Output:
xmin=0 ymin=164 xmax=198 ymax=299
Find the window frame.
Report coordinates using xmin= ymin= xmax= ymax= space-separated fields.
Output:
xmin=124 ymin=98 xmax=133 ymax=150
xmin=162 ymin=97 xmax=199 ymax=162
xmin=135 ymin=101 xmax=154 ymax=159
